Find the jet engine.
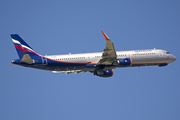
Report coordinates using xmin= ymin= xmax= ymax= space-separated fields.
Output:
xmin=113 ymin=58 xmax=132 ymax=67
xmin=94 ymin=69 xmax=113 ymax=77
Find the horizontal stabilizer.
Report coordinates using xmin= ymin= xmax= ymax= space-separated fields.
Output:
xmin=75 ymin=71 xmax=82 ymax=74
xmin=21 ymin=54 xmax=34 ymax=64
xmin=7 ymin=64 xmax=17 ymax=67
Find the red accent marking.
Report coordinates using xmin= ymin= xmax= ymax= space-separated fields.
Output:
xmin=22 ymin=49 xmax=30 ymax=52
xmin=15 ymin=45 xmax=40 ymax=56
xmin=14 ymin=45 xmax=23 ymax=50
xmin=101 ymin=31 xmax=109 ymax=40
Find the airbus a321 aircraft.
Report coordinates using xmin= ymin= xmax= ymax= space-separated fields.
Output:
xmin=10 ymin=31 xmax=176 ymax=77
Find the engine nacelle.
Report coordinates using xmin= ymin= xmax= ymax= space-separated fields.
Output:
xmin=94 ymin=69 xmax=113 ymax=77
xmin=113 ymin=58 xmax=132 ymax=67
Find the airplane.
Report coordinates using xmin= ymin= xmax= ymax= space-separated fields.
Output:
xmin=10 ymin=31 xmax=176 ymax=77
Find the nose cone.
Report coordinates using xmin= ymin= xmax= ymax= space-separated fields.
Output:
xmin=171 ymin=55 xmax=176 ymax=62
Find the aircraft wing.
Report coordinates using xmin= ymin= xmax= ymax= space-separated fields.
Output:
xmin=96 ymin=31 xmax=117 ymax=66
xmin=52 ymin=70 xmax=87 ymax=75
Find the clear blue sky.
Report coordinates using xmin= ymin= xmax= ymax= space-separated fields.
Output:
xmin=1 ymin=0 xmax=180 ymax=120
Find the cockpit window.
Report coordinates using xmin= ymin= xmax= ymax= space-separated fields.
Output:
xmin=166 ymin=52 xmax=170 ymax=54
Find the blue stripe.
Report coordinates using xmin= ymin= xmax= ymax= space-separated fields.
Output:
xmin=11 ymin=34 xmax=34 ymax=50
xmin=14 ymin=43 xmax=21 ymax=46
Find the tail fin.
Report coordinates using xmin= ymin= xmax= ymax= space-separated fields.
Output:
xmin=11 ymin=34 xmax=40 ymax=58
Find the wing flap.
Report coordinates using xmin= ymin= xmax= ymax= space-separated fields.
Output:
xmin=52 ymin=70 xmax=87 ymax=75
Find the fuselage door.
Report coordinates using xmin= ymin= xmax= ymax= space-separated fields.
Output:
xmin=159 ymin=51 xmax=163 ymax=58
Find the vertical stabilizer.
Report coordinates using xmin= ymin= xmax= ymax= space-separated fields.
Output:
xmin=11 ymin=34 xmax=40 ymax=58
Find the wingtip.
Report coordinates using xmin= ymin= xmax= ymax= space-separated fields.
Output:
xmin=101 ymin=31 xmax=110 ymax=40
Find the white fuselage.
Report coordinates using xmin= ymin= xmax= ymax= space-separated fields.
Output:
xmin=10 ymin=33 xmax=177 ymax=77
xmin=46 ymin=49 xmax=176 ymax=66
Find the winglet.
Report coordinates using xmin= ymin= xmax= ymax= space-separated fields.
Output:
xmin=101 ymin=31 xmax=110 ymax=40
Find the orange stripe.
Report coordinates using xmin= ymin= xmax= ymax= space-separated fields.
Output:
xmin=130 ymin=58 xmax=132 ymax=66
xmin=111 ymin=69 xmax=114 ymax=77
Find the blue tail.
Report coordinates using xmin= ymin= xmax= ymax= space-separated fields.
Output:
xmin=11 ymin=34 xmax=40 ymax=58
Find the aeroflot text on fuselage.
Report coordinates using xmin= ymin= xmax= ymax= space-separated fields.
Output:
xmin=10 ymin=31 xmax=176 ymax=77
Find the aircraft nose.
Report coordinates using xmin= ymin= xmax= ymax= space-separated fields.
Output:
xmin=171 ymin=55 xmax=176 ymax=62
